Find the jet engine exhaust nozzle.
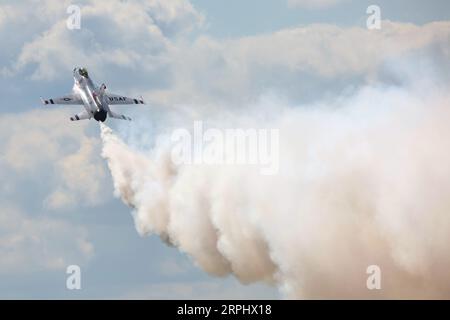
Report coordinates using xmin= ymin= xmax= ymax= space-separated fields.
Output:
xmin=94 ymin=109 xmax=107 ymax=122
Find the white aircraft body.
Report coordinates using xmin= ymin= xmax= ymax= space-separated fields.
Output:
xmin=41 ymin=67 xmax=144 ymax=122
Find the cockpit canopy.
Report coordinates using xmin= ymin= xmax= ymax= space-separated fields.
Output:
xmin=78 ymin=68 xmax=89 ymax=78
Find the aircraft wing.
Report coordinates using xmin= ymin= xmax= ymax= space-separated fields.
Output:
xmin=106 ymin=93 xmax=144 ymax=105
xmin=41 ymin=94 xmax=83 ymax=105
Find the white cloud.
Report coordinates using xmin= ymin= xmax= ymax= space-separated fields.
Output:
xmin=2 ymin=0 xmax=203 ymax=80
xmin=3 ymin=0 xmax=449 ymax=108
xmin=0 ymin=205 xmax=93 ymax=274
xmin=49 ymin=133 xmax=106 ymax=210
xmin=45 ymin=189 xmax=76 ymax=209
xmin=147 ymin=21 xmax=450 ymax=107
xmin=0 ymin=109 xmax=100 ymax=274
xmin=0 ymin=109 xmax=108 ymax=210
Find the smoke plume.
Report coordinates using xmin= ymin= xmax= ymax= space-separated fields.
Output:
xmin=100 ymin=73 xmax=450 ymax=298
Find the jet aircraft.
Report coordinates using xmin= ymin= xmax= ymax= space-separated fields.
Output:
xmin=41 ymin=67 xmax=144 ymax=122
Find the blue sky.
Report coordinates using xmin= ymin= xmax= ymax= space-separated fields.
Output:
xmin=191 ymin=0 xmax=450 ymax=37
xmin=0 ymin=0 xmax=449 ymax=299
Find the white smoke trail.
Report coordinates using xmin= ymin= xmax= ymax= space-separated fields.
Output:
xmin=100 ymin=77 xmax=450 ymax=298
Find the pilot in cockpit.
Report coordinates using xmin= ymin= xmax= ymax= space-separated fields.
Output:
xmin=78 ymin=68 xmax=89 ymax=78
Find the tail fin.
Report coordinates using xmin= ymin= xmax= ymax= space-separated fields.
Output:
xmin=99 ymin=83 xmax=107 ymax=96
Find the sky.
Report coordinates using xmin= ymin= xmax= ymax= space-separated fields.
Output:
xmin=0 ymin=0 xmax=449 ymax=299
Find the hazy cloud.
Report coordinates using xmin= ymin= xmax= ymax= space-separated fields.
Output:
xmin=287 ymin=0 xmax=348 ymax=9
xmin=0 ymin=205 xmax=93 ymax=274
xmin=0 ymin=109 xmax=108 ymax=210
xmin=3 ymin=0 xmax=203 ymax=80
xmin=158 ymin=21 xmax=450 ymax=107
xmin=121 ymin=279 xmax=278 ymax=299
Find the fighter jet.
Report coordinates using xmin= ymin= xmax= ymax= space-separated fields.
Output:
xmin=41 ymin=67 xmax=144 ymax=122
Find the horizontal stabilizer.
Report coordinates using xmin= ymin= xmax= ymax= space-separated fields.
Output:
xmin=108 ymin=110 xmax=131 ymax=121
xmin=70 ymin=110 xmax=91 ymax=121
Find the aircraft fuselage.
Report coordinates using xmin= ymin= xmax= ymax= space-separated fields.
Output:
xmin=41 ymin=67 xmax=138 ymax=122
xmin=73 ymin=68 xmax=109 ymax=122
